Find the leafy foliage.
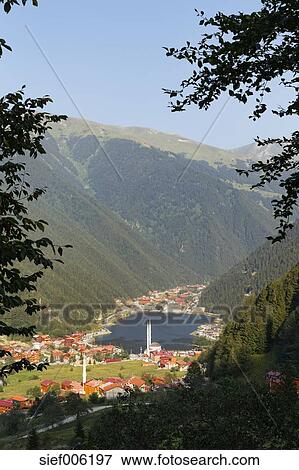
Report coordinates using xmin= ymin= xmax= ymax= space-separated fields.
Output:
xmin=70 ymin=417 xmax=86 ymax=450
xmin=30 ymin=391 xmax=65 ymax=426
xmin=0 ymin=408 xmax=26 ymax=437
xmin=0 ymin=1 xmax=38 ymax=54
xmin=89 ymin=381 xmax=299 ymax=449
xmin=164 ymin=0 xmax=299 ymax=242
xmin=183 ymin=361 xmax=205 ymax=389
xmin=26 ymin=427 xmax=39 ymax=450
xmin=64 ymin=392 xmax=91 ymax=417
xmin=1 ymin=1 xmax=38 ymax=15
xmin=0 ymin=89 xmax=68 ymax=376
xmin=276 ymin=307 xmax=299 ymax=374
xmin=0 ymin=0 xmax=72 ymax=377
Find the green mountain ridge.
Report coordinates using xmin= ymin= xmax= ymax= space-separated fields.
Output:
xmin=201 ymin=221 xmax=299 ymax=308
xmin=11 ymin=116 xmax=285 ymax=315
xmin=209 ymin=262 xmax=299 ymax=380
xmin=51 ymin=117 xmax=254 ymax=166
xmin=46 ymin=120 xmax=276 ymax=279
xmin=25 ymin=141 xmax=198 ymax=306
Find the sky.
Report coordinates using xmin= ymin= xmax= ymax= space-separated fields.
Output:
xmin=0 ymin=0 xmax=295 ymax=149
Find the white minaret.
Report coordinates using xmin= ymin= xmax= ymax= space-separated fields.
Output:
xmin=82 ymin=354 xmax=87 ymax=388
xmin=146 ymin=319 xmax=152 ymax=355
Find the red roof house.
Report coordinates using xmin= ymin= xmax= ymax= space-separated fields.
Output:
xmin=0 ymin=399 xmax=13 ymax=414
xmin=40 ymin=379 xmax=60 ymax=394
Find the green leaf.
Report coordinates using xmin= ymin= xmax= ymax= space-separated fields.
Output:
xmin=4 ymin=2 xmax=11 ymax=13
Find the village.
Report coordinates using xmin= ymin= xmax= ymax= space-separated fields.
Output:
xmin=114 ymin=283 xmax=207 ymax=314
xmin=0 ymin=328 xmax=201 ymax=415
xmin=0 ymin=283 xmax=226 ymax=416
xmin=112 ymin=283 xmax=225 ymax=343
xmin=192 ymin=317 xmax=224 ymax=342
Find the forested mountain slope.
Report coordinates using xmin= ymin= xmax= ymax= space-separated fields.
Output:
xmin=209 ymin=263 xmax=299 ymax=379
xmin=22 ymin=139 xmax=197 ymax=306
xmin=47 ymin=120 xmax=276 ymax=279
xmin=50 ymin=117 xmax=243 ymax=166
xmin=201 ymin=222 xmax=299 ymax=308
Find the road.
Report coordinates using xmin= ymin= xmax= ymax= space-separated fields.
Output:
xmin=20 ymin=404 xmax=112 ymax=439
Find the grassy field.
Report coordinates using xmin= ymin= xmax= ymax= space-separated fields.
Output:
xmin=0 ymin=361 xmax=179 ymax=399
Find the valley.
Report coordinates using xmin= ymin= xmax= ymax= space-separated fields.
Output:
xmin=1 ymin=120 xmax=299 ymax=451
xmin=47 ymin=119 xmax=276 ymax=279
xmin=1 ymin=0 xmax=299 ymax=456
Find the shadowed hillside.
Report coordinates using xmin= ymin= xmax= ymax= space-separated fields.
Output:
xmin=46 ymin=120 xmax=275 ymax=279
xmin=201 ymin=222 xmax=299 ymax=308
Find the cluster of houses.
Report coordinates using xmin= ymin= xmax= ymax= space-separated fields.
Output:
xmin=0 ymin=396 xmax=33 ymax=414
xmin=41 ymin=373 xmax=173 ymax=400
xmin=0 ymin=332 xmax=122 ymax=368
xmin=0 ymin=369 xmax=184 ymax=414
xmin=0 ymin=326 xmax=202 ymax=415
xmin=0 ymin=284 xmax=208 ymax=416
xmin=140 ymin=347 xmax=201 ymax=370
xmin=115 ymin=284 xmax=207 ymax=313
xmin=192 ymin=317 xmax=224 ymax=342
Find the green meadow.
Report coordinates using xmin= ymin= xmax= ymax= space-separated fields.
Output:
xmin=1 ymin=361 xmax=180 ymax=399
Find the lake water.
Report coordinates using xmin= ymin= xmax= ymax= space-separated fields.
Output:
xmin=96 ymin=312 xmax=208 ymax=353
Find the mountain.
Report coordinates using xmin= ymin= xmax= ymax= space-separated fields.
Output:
xmin=46 ymin=118 xmax=275 ymax=279
xmin=209 ymin=263 xmax=299 ymax=380
xmin=50 ymin=118 xmax=245 ymax=167
xmin=23 ymin=138 xmax=197 ymax=308
xmin=231 ymin=142 xmax=281 ymax=162
xmin=201 ymin=222 xmax=299 ymax=308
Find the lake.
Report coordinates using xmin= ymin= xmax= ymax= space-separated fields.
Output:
xmin=96 ymin=311 xmax=208 ymax=353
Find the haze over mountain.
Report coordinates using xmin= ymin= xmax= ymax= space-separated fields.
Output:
xmin=231 ymin=142 xmax=282 ymax=162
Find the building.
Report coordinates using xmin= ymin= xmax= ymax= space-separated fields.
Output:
xmin=61 ymin=380 xmax=84 ymax=395
xmin=51 ymin=349 xmax=64 ymax=363
xmin=293 ymin=378 xmax=299 ymax=394
xmin=33 ymin=335 xmax=50 ymax=343
xmin=104 ymin=358 xmax=121 ymax=363
xmin=63 ymin=337 xmax=76 ymax=348
xmin=152 ymin=376 xmax=167 ymax=388
xmin=125 ymin=376 xmax=147 ymax=391
xmin=149 ymin=342 xmax=162 ymax=353
xmin=84 ymin=379 xmax=102 ymax=395
xmin=99 ymin=383 xmax=126 ymax=400
xmin=105 ymin=377 xmax=124 ymax=384
xmin=0 ymin=399 xmax=13 ymax=414
xmin=10 ymin=395 xmax=32 ymax=409
xmin=40 ymin=379 xmax=60 ymax=394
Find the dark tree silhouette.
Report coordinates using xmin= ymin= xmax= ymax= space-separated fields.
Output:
xmin=26 ymin=427 xmax=39 ymax=450
xmin=164 ymin=0 xmax=299 ymax=242
xmin=0 ymin=0 xmax=70 ymax=377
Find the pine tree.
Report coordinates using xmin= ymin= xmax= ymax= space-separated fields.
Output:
xmin=75 ymin=417 xmax=85 ymax=441
xmin=26 ymin=428 xmax=39 ymax=450
xmin=70 ymin=417 xmax=86 ymax=449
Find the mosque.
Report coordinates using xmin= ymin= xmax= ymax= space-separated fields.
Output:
xmin=145 ymin=319 xmax=161 ymax=356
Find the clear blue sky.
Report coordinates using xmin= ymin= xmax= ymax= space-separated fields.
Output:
xmin=0 ymin=0 xmax=295 ymax=148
